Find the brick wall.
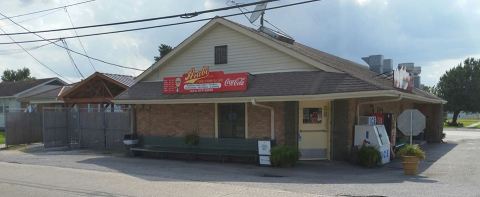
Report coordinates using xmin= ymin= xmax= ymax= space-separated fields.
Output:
xmin=247 ymin=102 xmax=286 ymax=145
xmin=136 ymin=103 xmax=215 ymax=137
xmin=135 ymin=102 xmax=288 ymax=145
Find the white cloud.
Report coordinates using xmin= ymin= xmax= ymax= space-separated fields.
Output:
xmin=0 ymin=0 xmax=479 ymax=86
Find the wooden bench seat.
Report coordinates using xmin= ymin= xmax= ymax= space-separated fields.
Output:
xmin=130 ymin=136 xmax=259 ymax=161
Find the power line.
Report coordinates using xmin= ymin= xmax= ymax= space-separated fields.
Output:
xmin=0 ymin=11 xmax=145 ymax=71
xmin=0 ymin=40 xmax=60 ymax=55
xmin=0 ymin=9 xmax=62 ymax=28
xmin=0 ymin=0 xmax=321 ymax=45
xmin=64 ymin=5 xmax=96 ymax=72
xmin=0 ymin=27 xmax=72 ymax=83
xmin=0 ymin=0 xmax=281 ymax=36
xmin=61 ymin=39 xmax=85 ymax=79
xmin=0 ymin=0 xmax=95 ymax=21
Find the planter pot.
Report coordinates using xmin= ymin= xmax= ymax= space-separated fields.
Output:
xmin=402 ymin=156 xmax=420 ymax=175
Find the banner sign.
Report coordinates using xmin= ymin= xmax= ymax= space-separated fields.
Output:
xmin=393 ymin=66 xmax=413 ymax=92
xmin=163 ymin=66 xmax=248 ymax=94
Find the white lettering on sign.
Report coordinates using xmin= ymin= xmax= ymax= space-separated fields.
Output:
xmin=224 ymin=78 xmax=246 ymax=86
xmin=184 ymin=83 xmax=221 ymax=90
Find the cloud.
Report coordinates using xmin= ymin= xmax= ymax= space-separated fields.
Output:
xmin=0 ymin=0 xmax=479 ymax=86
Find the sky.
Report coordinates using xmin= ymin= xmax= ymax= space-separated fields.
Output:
xmin=0 ymin=0 xmax=479 ymax=86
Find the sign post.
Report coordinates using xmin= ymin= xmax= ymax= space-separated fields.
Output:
xmin=397 ymin=109 xmax=426 ymax=144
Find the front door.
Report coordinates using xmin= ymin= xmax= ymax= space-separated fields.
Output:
xmin=298 ymin=101 xmax=330 ymax=160
xmin=218 ymin=103 xmax=245 ymax=138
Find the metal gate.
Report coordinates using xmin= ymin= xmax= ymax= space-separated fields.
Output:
xmin=43 ymin=108 xmax=131 ymax=151
xmin=5 ymin=110 xmax=43 ymax=146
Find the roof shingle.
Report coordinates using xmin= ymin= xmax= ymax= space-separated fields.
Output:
xmin=116 ymin=71 xmax=381 ymax=100
xmin=0 ymin=78 xmax=55 ymax=97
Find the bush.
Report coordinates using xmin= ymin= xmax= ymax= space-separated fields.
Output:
xmin=357 ymin=145 xmax=381 ymax=168
xmin=270 ymin=146 xmax=300 ymax=167
xmin=397 ymin=144 xmax=425 ymax=160
xmin=184 ymin=133 xmax=199 ymax=146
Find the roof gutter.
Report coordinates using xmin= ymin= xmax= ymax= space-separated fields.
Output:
xmin=356 ymin=94 xmax=403 ymax=124
xmin=251 ymin=98 xmax=275 ymax=140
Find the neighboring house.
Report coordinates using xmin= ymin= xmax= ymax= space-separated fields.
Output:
xmin=114 ymin=17 xmax=445 ymax=161
xmin=0 ymin=78 xmax=66 ymax=129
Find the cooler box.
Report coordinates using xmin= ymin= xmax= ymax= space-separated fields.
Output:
xmin=354 ymin=125 xmax=391 ymax=164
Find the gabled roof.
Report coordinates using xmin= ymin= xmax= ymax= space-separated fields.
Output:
xmin=59 ymin=72 xmax=134 ymax=103
xmin=102 ymin=73 xmax=135 ymax=87
xmin=0 ymin=78 xmax=65 ymax=98
xmin=127 ymin=17 xmax=445 ymax=104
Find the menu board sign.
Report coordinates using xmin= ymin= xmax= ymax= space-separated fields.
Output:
xmin=163 ymin=66 xmax=248 ymax=94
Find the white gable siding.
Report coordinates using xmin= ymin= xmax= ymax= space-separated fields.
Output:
xmin=144 ymin=24 xmax=319 ymax=81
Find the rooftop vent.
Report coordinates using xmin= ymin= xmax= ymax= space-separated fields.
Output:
xmin=259 ymin=26 xmax=295 ymax=44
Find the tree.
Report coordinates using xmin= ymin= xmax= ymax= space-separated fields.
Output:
xmin=437 ymin=58 xmax=480 ymax=125
xmin=421 ymin=85 xmax=438 ymax=96
xmin=1 ymin=67 xmax=35 ymax=82
xmin=154 ymin=44 xmax=173 ymax=62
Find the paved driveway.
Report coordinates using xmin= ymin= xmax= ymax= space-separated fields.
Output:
xmin=0 ymin=128 xmax=478 ymax=197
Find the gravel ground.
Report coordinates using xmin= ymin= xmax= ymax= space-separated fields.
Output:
xmin=0 ymin=128 xmax=478 ymax=197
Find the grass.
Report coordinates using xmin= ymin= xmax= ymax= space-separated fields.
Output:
xmin=0 ymin=131 xmax=4 ymax=144
xmin=444 ymin=118 xmax=480 ymax=128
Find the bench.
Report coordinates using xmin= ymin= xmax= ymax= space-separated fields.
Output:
xmin=130 ymin=136 xmax=259 ymax=162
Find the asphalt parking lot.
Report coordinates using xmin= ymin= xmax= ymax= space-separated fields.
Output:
xmin=0 ymin=128 xmax=478 ymax=197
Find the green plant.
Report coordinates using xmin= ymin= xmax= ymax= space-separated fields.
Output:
xmin=270 ymin=146 xmax=300 ymax=167
xmin=397 ymin=144 xmax=426 ymax=160
xmin=184 ymin=132 xmax=199 ymax=146
xmin=357 ymin=145 xmax=381 ymax=168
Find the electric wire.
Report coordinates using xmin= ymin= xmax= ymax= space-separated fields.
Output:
xmin=0 ymin=27 xmax=72 ymax=83
xmin=0 ymin=40 xmax=60 ymax=55
xmin=0 ymin=0 xmax=321 ymax=45
xmin=0 ymin=0 xmax=95 ymax=21
xmin=64 ymin=5 xmax=96 ymax=72
xmin=61 ymin=39 xmax=85 ymax=79
xmin=0 ymin=0 xmax=281 ymax=36
xmin=0 ymin=9 xmax=62 ymax=28
xmin=0 ymin=11 xmax=145 ymax=71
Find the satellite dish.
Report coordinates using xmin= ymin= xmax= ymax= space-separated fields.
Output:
xmin=249 ymin=2 xmax=267 ymax=23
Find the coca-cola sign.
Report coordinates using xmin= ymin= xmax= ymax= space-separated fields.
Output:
xmin=163 ymin=66 xmax=248 ymax=94
xmin=225 ymin=78 xmax=246 ymax=86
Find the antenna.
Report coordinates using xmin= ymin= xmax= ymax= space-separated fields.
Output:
xmin=249 ymin=1 xmax=267 ymax=26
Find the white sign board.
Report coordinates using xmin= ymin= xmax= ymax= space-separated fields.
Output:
xmin=397 ymin=109 xmax=426 ymax=139
xmin=258 ymin=140 xmax=271 ymax=166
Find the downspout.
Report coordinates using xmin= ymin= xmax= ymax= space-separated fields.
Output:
xmin=356 ymin=94 xmax=403 ymax=124
xmin=251 ymin=99 xmax=275 ymax=140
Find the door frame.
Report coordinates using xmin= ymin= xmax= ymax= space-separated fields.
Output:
xmin=214 ymin=102 xmax=248 ymax=139
xmin=298 ymin=100 xmax=331 ymax=160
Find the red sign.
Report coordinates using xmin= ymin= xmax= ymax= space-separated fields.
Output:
xmin=163 ymin=66 xmax=248 ymax=94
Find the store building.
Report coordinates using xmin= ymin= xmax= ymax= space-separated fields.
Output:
xmin=115 ymin=17 xmax=445 ymax=161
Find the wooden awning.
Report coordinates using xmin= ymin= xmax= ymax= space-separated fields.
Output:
xmin=59 ymin=72 xmax=131 ymax=104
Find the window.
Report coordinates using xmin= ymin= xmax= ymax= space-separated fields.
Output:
xmin=214 ymin=45 xmax=228 ymax=64
xmin=218 ymin=103 xmax=245 ymax=138
xmin=303 ymin=108 xmax=323 ymax=124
